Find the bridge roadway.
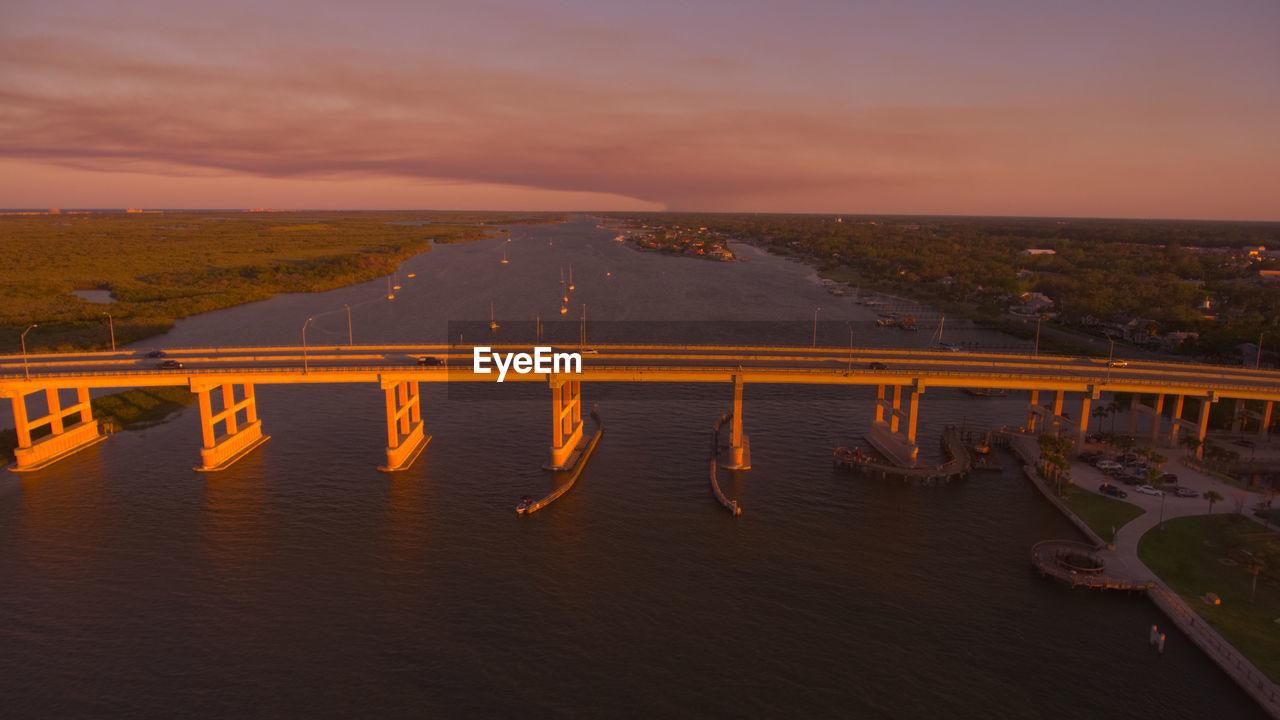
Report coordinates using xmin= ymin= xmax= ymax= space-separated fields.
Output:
xmin=2 ymin=344 xmax=1278 ymax=473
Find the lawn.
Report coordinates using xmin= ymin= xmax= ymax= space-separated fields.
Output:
xmin=1061 ymin=484 xmax=1145 ymax=542
xmin=1138 ymin=514 xmax=1280 ymax=682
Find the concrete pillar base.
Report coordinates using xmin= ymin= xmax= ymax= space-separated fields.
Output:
xmin=719 ymin=434 xmax=752 ymax=471
xmin=379 ymin=424 xmax=431 ymax=472
xmin=196 ymin=420 xmax=270 ymax=472
xmin=9 ymin=420 xmax=106 ymax=472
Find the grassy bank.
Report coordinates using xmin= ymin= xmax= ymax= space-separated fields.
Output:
xmin=1058 ymin=484 xmax=1145 ymax=542
xmin=1138 ymin=515 xmax=1280 ymax=681
xmin=1 ymin=211 xmax=563 ymax=353
xmin=1 ymin=387 xmax=197 ymax=464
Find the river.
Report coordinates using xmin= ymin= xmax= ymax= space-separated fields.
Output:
xmin=0 ymin=216 xmax=1264 ymax=717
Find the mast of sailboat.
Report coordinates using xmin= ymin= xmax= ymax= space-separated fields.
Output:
xmin=490 ymin=302 xmax=499 ymax=331
xmin=568 ymin=264 xmax=574 ymax=291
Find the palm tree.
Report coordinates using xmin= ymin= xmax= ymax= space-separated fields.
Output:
xmin=1092 ymin=405 xmax=1110 ymax=434
xmin=1245 ymin=544 xmax=1276 ymax=602
xmin=1205 ymin=490 xmax=1224 ymax=515
xmin=1106 ymin=398 xmax=1124 ymax=433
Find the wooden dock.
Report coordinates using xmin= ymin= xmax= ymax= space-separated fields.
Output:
xmin=1030 ymin=540 xmax=1153 ymax=592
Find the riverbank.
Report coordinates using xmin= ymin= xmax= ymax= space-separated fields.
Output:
xmin=1 ymin=211 xmax=564 ymax=353
xmin=1013 ymin=433 xmax=1280 ymax=715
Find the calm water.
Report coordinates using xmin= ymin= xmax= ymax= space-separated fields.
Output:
xmin=0 ymin=217 xmax=1265 ymax=717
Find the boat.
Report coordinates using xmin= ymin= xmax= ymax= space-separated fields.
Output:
xmin=559 ymin=304 xmax=568 ymax=315
xmin=489 ymin=302 xmax=499 ymax=331
xmin=568 ymin=264 xmax=574 ymax=291
xmin=501 ymin=249 xmax=509 ymax=264
xmin=964 ymin=388 xmax=1009 ymax=397
xmin=407 ymin=273 xmax=415 ymax=278
xmin=386 ymin=277 xmax=394 ymax=300
xmin=392 ymin=271 xmax=401 ymax=291
xmin=516 ymin=495 xmax=534 ymax=514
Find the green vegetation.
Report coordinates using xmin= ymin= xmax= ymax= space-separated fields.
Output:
xmin=1060 ymin=485 xmax=1144 ymax=542
xmin=607 ymin=213 xmax=1280 ymax=361
xmin=1138 ymin=515 xmax=1280 ymax=681
xmin=0 ymin=211 xmax=564 ymax=352
xmin=0 ymin=386 xmax=199 ymax=464
xmin=91 ymin=386 xmax=197 ymax=431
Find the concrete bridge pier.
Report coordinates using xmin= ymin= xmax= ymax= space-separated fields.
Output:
xmin=720 ymin=373 xmax=750 ymax=470
xmin=193 ymin=381 xmax=269 ymax=472
xmin=5 ymin=386 xmax=105 ymax=472
xmin=1027 ymin=390 xmax=1073 ymax=438
xmin=1169 ymin=392 xmax=1215 ymax=457
xmin=868 ymin=381 xmax=923 ymax=464
xmin=547 ymin=376 xmax=584 ymax=470
xmin=1129 ymin=393 xmax=1167 ymax=445
xmin=379 ymin=377 xmax=430 ymax=472
xmin=1232 ymin=398 xmax=1275 ymax=441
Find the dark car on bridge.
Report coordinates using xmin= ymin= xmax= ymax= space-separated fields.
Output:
xmin=417 ymin=356 xmax=445 ymax=366
xmin=144 ymin=350 xmax=167 ymax=358
xmin=868 ymin=361 xmax=887 ymax=370
xmin=157 ymin=360 xmax=183 ymax=369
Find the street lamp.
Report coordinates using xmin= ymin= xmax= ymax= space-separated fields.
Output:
xmin=344 ymin=304 xmax=353 ymax=346
xmin=302 ymin=317 xmax=314 ymax=374
xmin=812 ymin=307 xmax=821 ymax=348
xmin=1035 ymin=315 xmax=1042 ymax=357
xmin=21 ymin=323 xmax=38 ymax=380
xmin=103 ymin=312 xmax=115 ymax=350
xmin=1258 ymin=332 xmax=1264 ymax=370
xmin=1106 ymin=336 xmax=1116 ymax=382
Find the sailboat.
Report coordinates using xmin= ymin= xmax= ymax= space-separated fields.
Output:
xmin=489 ymin=302 xmax=499 ymax=331
xmin=568 ymin=264 xmax=574 ymax=291
xmin=387 ymin=277 xmax=395 ymax=300
xmin=501 ymin=249 xmax=509 ymax=264
xmin=393 ymin=272 xmax=401 ymax=291
xmin=933 ymin=316 xmax=962 ymax=352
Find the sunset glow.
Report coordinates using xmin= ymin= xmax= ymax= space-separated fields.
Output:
xmin=3 ymin=0 xmax=1278 ymax=219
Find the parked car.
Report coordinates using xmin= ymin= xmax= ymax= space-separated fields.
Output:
xmin=1099 ymin=483 xmax=1129 ymax=499
xmin=144 ymin=350 xmax=167 ymax=358
xmin=1173 ymin=487 xmax=1199 ymax=498
xmin=1136 ymin=485 xmax=1163 ymax=496
xmin=158 ymin=359 xmax=183 ymax=369
xmin=417 ymin=356 xmax=445 ymax=366
xmin=1095 ymin=460 xmax=1123 ymax=471
xmin=1158 ymin=473 xmax=1178 ymax=485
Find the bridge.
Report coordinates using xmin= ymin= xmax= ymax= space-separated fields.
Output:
xmin=3 ymin=344 xmax=1277 ymax=474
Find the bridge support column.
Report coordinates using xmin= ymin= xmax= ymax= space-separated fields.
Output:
xmin=1128 ymin=393 xmax=1166 ymax=444
xmin=1261 ymin=401 xmax=1274 ymax=441
xmin=1170 ymin=392 xmax=1215 ymax=458
xmin=868 ymin=381 xmax=923 ymax=464
xmin=721 ymin=373 xmax=750 ymax=470
xmin=193 ymin=381 xmax=269 ymax=472
xmin=1027 ymin=390 xmax=1040 ymax=433
xmin=6 ymin=386 xmax=105 ymax=472
xmin=547 ymin=376 xmax=584 ymax=470
xmin=1075 ymin=386 xmax=1100 ymax=450
xmin=379 ymin=377 xmax=429 ymax=472
xmin=1231 ymin=399 xmax=1247 ymax=433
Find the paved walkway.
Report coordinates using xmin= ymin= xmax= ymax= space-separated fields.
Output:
xmin=1048 ymin=440 xmax=1280 ymax=717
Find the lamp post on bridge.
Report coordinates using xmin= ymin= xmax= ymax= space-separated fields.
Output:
xmin=302 ymin=317 xmax=314 ymax=374
xmin=1035 ymin=315 xmax=1042 ymax=357
xmin=103 ymin=312 xmax=115 ymax=351
xmin=812 ymin=307 xmax=820 ymax=348
xmin=847 ymin=322 xmax=853 ymax=373
xmin=344 ymin=304 xmax=353 ymax=346
xmin=1258 ymin=332 xmax=1264 ymax=370
xmin=21 ymin=323 xmax=38 ymax=380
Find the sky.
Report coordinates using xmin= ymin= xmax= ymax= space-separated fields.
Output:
xmin=2 ymin=0 xmax=1278 ymax=219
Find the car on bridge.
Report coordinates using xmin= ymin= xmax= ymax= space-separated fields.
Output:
xmin=417 ymin=356 xmax=445 ymax=366
xmin=868 ymin=361 xmax=887 ymax=370
xmin=1108 ymin=359 xmax=1129 ymax=367
xmin=144 ymin=350 xmax=167 ymax=358
xmin=157 ymin=359 xmax=183 ymax=369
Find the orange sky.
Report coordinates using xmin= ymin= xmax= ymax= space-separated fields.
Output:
xmin=2 ymin=0 xmax=1278 ymax=219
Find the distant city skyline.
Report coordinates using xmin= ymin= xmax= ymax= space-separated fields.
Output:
xmin=2 ymin=0 xmax=1278 ymax=220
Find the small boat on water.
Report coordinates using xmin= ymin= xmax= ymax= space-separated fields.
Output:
xmin=489 ymin=302 xmax=499 ymax=331
xmin=516 ymin=495 xmax=534 ymax=514
xmin=501 ymin=249 xmax=509 ymax=264
xmin=568 ymin=264 xmax=574 ymax=291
